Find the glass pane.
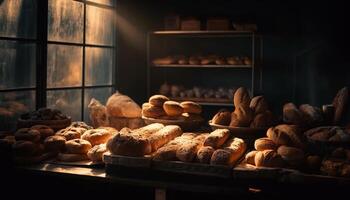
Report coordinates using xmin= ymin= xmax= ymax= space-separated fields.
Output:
xmin=0 ymin=41 xmax=36 ymax=89
xmin=48 ymin=0 xmax=84 ymax=43
xmin=47 ymin=44 xmax=83 ymax=88
xmin=86 ymin=5 xmax=115 ymax=45
xmin=87 ymin=0 xmax=115 ymax=6
xmin=0 ymin=0 xmax=37 ymax=38
xmin=47 ymin=89 xmax=82 ymax=121
xmin=0 ymin=90 xmax=35 ymax=131
xmin=85 ymin=47 xmax=113 ymax=86
xmin=83 ymin=87 xmax=112 ymax=122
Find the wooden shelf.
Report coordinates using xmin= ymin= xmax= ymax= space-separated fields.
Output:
xmin=151 ymin=30 xmax=256 ymax=36
xmin=151 ymin=64 xmax=252 ymax=69
xmin=170 ymin=97 xmax=233 ymax=106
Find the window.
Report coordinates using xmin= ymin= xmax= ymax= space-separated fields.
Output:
xmin=0 ymin=0 xmax=116 ymax=130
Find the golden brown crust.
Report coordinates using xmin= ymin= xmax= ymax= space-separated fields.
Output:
xmin=176 ymin=134 xmax=207 ymax=162
xmin=245 ymin=150 xmax=258 ymax=165
xmin=56 ymin=127 xmax=86 ymax=141
xmin=254 ymin=150 xmax=285 ymax=168
xmin=65 ymin=139 xmax=92 ymax=154
xmin=210 ymin=137 xmax=246 ymax=166
xmin=203 ymin=129 xmax=230 ymax=148
xmin=149 ymin=95 xmax=170 ymax=107
xmin=211 ymin=110 xmax=231 ymax=126
xmin=233 ymin=87 xmax=251 ymax=108
xmin=142 ymin=102 xmax=166 ymax=118
xmin=180 ymin=101 xmax=202 ymax=114
xmin=148 ymin=125 xmax=182 ymax=152
xmin=230 ymin=105 xmax=253 ymax=127
xmin=81 ymin=129 xmax=112 ymax=146
xmin=250 ymin=96 xmax=268 ymax=114
xmin=44 ymin=135 xmax=66 ymax=152
xmin=254 ymin=137 xmax=277 ymax=151
xmin=87 ymin=144 xmax=107 ymax=162
xmin=163 ymin=101 xmax=184 ymax=117
xmin=197 ymin=146 xmax=215 ymax=164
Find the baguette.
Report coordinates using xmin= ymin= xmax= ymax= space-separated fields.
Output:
xmin=203 ymin=129 xmax=230 ymax=148
xmin=176 ymin=133 xmax=208 ymax=162
xmin=148 ymin=125 xmax=182 ymax=152
xmin=210 ymin=137 xmax=246 ymax=166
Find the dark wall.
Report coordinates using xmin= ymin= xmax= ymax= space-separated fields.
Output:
xmin=116 ymin=0 xmax=349 ymax=117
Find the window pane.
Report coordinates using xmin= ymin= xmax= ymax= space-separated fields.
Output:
xmin=0 ymin=90 xmax=35 ymax=131
xmin=0 ymin=41 xmax=36 ymax=89
xmin=0 ymin=0 xmax=37 ymax=38
xmin=84 ymin=87 xmax=112 ymax=122
xmin=85 ymin=47 xmax=113 ymax=86
xmin=47 ymin=45 xmax=83 ymax=88
xmin=47 ymin=89 xmax=81 ymax=121
xmin=48 ymin=0 xmax=84 ymax=43
xmin=86 ymin=5 xmax=115 ymax=45
xmin=87 ymin=0 xmax=115 ymax=6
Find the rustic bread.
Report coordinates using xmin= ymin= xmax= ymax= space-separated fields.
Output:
xmin=203 ymin=129 xmax=230 ymax=148
xmin=277 ymin=145 xmax=305 ymax=167
xmin=233 ymin=87 xmax=251 ymax=108
xmin=211 ymin=110 xmax=231 ymax=126
xmin=210 ymin=137 xmax=246 ymax=166
xmin=283 ymin=102 xmax=303 ymax=125
xmin=254 ymin=137 xmax=277 ymax=151
xmin=197 ymin=146 xmax=215 ymax=164
xmin=148 ymin=125 xmax=182 ymax=152
xmin=254 ymin=150 xmax=285 ymax=168
xmin=250 ymin=96 xmax=268 ymax=114
xmin=149 ymin=95 xmax=169 ymax=107
xmin=106 ymin=92 xmax=142 ymax=118
xmin=245 ymin=150 xmax=258 ymax=165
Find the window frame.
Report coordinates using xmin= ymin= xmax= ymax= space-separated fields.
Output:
xmin=0 ymin=0 xmax=117 ymax=122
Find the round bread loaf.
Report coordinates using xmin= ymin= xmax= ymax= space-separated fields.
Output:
xmin=65 ymin=139 xmax=92 ymax=154
xmin=250 ymin=96 xmax=268 ymax=114
xmin=163 ymin=101 xmax=184 ymax=117
xmin=56 ymin=127 xmax=86 ymax=141
xmin=283 ymin=102 xmax=303 ymax=125
xmin=277 ymin=145 xmax=305 ymax=167
xmin=81 ymin=129 xmax=112 ymax=146
xmin=233 ymin=87 xmax=251 ymax=108
xmin=44 ymin=135 xmax=66 ymax=152
xmin=30 ymin=125 xmax=54 ymax=139
xmin=149 ymin=95 xmax=169 ymax=107
xmin=245 ymin=150 xmax=258 ymax=165
xmin=212 ymin=110 xmax=231 ymax=126
xmin=254 ymin=137 xmax=277 ymax=151
xmin=180 ymin=101 xmax=202 ymax=114
xmin=142 ymin=102 xmax=166 ymax=118
xmin=87 ymin=143 xmax=107 ymax=162
xmin=254 ymin=150 xmax=285 ymax=168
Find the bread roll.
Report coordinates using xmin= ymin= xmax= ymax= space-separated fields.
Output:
xmin=267 ymin=124 xmax=305 ymax=149
xmin=245 ymin=150 xmax=258 ymax=165
xmin=254 ymin=137 xmax=277 ymax=151
xmin=299 ymin=104 xmax=323 ymax=126
xmin=250 ymin=111 xmax=275 ymax=128
xmin=211 ymin=110 xmax=231 ymax=126
xmin=142 ymin=103 xmax=166 ymax=118
xmin=230 ymin=105 xmax=253 ymax=127
xmin=203 ymin=129 xmax=230 ymax=148
xmin=283 ymin=102 xmax=303 ymax=125
xmin=163 ymin=101 xmax=184 ymax=117
xmin=149 ymin=95 xmax=169 ymax=107
xmin=254 ymin=150 xmax=285 ymax=168
xmin=332 ymin=87 xmax=349 ymax=124
xmin=176 ymin=134 xmax=207 ymax=162
xmin=87 ymin=144 xmax=107 ymax=162
xmin=233 ymin=87 xmax=250 ymax=107
xmin=106 ymin=92 xmax=142 ymax=118
xmin=277 ymin=145 xmax=305 ymax=167
xmin=210 ymin=137 xmax=247 ymax=166
xmin=106 ymin=133 xmax=151 ymax=157
xmin=197 ymin=146 xmax=215 ymax=164
xmin=180 ymin=101 xmax=202 ymax=114
xmin=250 ymin=96 xmax=268 ymax=114
xmin=152 ymin=56 xmax=176 ymax=65
xmin=148 ymin=125 xmax=182 ymax=152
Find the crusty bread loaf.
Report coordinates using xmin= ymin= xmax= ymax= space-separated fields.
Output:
xmin=267 ymin=124 xmax=305 ymax=149
xmin=299 ymin=104 xmax=323 ymax=126
xmin=142 ymin=103 xmax=166 ymax=118
xmin=210 ymin=137 xmax=247 ymax=166
xmin=197 ymin=146 xmax=215 ymax=164
xmin=132 ymin=123 xmax=165 ymax=138
xmin=233 ymin=87 xmax=251 ymax=108
xmin=149 ymin=95 xmax=169 ymax=107
xmin=283 ymin=102 xmax=303 ymax=125
xmin=332 ymin=87 xmax=349 ymax=124
xmin=254 ymin=137 xmax=277 ymax=151
xmin=277 ymin=145 xmax=305 ymax=167
xmin=106 ymin=92 xmax=142 ymax=118
xmin=180 ymin=101 xmax=202 ymax=114
xmin=163 ymin=101 xmax=184 ymax=116
xmin=230 ymin=105 xmax=254 ymax=127
xmin=148 ymin=125 xmax=182 ymax=152
xmin=176 ymin=134 xmax=207 ymax=162
xmin=254 ymin=150 xmax=285 ymax=168
xmin=250 ymin=96 xmax=268 ymax=114
xmin=211 ymin=110 xmax=231 ymax=126
xmin=250 ymin=110 xmax=275 ymax=128
xmin=203 ymin=129 xmax=230 ymax=148
xmin=245 ymin=150 xmax=258 ymax=165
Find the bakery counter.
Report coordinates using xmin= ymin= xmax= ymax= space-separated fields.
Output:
xmin=2 ymin=163 xmax=348 ymax=200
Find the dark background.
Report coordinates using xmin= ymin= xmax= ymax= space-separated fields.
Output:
xmin=115 ymin=0 xmax=350 ymax=118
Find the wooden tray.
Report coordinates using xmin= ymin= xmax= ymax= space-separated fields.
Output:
xmin=152 ymin=160 xmax=232 ymax=178
xmin=17 ymin=118 xmax=72 ymax=131
xmin=143 ymin=116 xmax=204 ymax=131
xmin=103 ymin=154 xmax=152 ymax=168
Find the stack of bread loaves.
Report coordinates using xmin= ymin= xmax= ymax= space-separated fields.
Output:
xmin=142 ymin=95 xmax=202 ymax=121
xmin=107 ymin=123 xmax=183 ymax=157
xmin=211 ymin=87 xmax=276 ymax=128
xmin=245 ymin=124 xmax=307 ymax=169
xmin=153 ymin=129 xmax=247 ymax=167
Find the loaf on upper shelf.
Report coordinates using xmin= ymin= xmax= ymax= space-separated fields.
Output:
xmin=152 ymin=55 xmax=252 ymax=66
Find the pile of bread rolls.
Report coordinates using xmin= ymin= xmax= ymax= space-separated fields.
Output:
xmin=142 ymin=95 xmax=202 ymax=121
xmin=153 ymin=128 xmax=247 ymax=167
xmin=211 ymin=87 xmax=276 ymax=128
xmin=245 ymin=124 xmax=307 ymax=169
xmin=152 ymin=55 xmax=252 ymax=66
